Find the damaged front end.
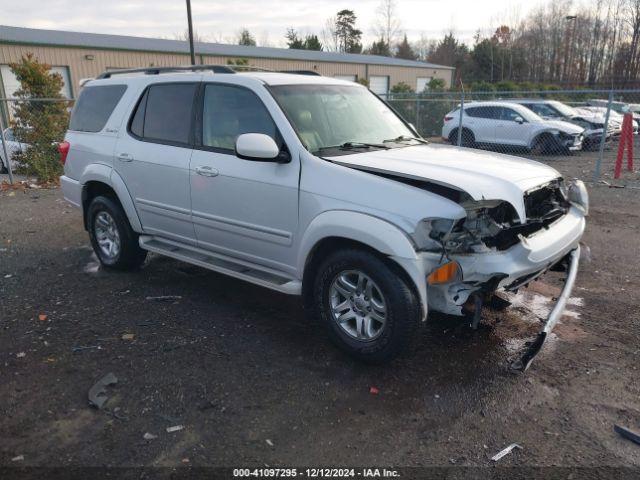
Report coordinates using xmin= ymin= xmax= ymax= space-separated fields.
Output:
xmin=412 ymin=178 xmax=587 ymax=370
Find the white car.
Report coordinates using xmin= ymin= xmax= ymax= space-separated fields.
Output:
xmin=574 ymin=106 xmax=638 ymax=135
xmin=508 ymin=99 xmax=613 ymax=150
xmin=442 ymin=101 xmax=584 ymax=154
xmin=60 ymin=66 xmax=587 ymax=368
xmin=0 ymin=128 xmax=27 ymax=173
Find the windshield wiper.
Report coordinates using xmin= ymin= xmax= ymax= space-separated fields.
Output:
xmin=316 ymin=141 xmax=390 ymax=152
xmin=383 ymin=135 xmax=429 ymax=145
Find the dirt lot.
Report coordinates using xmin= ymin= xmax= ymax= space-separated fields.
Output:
xmin=1 ymin=149 xmax=639 ymax=476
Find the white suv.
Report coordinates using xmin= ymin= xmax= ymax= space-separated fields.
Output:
xmin=61 ymin=66 xmax=587 ymax=368
xmin=442 ymin=101 xmax=584 ymax=154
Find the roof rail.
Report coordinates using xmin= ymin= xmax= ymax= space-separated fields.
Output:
xmin=96 ymin=64 xmax=236 ymax=79
xmin=228 ymin=65 xmax=273 ymax=72
xmin=279 ymin=70 xmax=321 ymax=76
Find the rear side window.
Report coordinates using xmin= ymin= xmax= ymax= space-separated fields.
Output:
xmin=129 ymin=83 xmax=198 ymax=145
xmin=69 ymin=85 xmax=127 ymax=132
xmin=466 ymin=106 xmax=499 ymax=119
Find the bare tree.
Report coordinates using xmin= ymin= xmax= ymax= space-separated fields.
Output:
xmin=373 ymin=0 xmax=402 ymax=49
xmin=174 ymin=29 xmax=207 ymax=43
xmin=321 ymin=16 xmax=340 ymax=52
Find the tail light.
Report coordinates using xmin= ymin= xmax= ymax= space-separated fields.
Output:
xmin=58 ymin=141 xmax=70 ymax=165
xmin=444 ymin=116 xmax=453 ymax=122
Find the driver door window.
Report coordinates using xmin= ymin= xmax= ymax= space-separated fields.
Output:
xmin=201 ymin=84 xmax=278 ymax=152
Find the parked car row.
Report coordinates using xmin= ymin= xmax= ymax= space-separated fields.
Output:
xmin=442 ymin=98 xmax=637 ymax=155
xmin=442 ymin=101 xmax=585 ymax=154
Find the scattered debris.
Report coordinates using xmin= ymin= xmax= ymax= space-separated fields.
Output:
xmin=4 ymin=274 xmax=13 ymax=278
xmin=16 ymin=352 xmax=26 ymax=358
xmin=491 ymin=443 xmax=522 ymax=461
xmin=88 ymin=372 xmax=118 ymax=409
xmin=146 ymin=295 xmax=182 ymax=302
xmin=72 ymin=345 xmax=102 ymax=353
xmin=166 ymin=425 xmax=184 ymax=433
xmin=143 ymin=432 xmax=158 ymax=440
xmin=181 ymin=458 xmax=190 ymax=464
xmin=266 ymin=439 xmax=274 ymax=447
xmin=38 ymin=314 xmax=48 ymax=322
xmin=121 ymin=333 xmax=135 ymax=341
xmin=11 ymin=455 xmax=24 ymax=462
xmin=369 ymin=386 xmax=380 ymax=395
xmin=614 ymin=425 xmax=640 ymax=446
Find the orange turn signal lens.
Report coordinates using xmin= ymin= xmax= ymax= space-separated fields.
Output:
xmin=427 ymin=261 xmax=461 ymax=285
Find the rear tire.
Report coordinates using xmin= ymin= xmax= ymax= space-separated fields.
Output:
xmin=449 ymin=128 xmax=475 ymax=148
xmin=312 ymin=249 xmax=421 ymax=364
xmin=87 ymin=195 xmax=147 ymax=270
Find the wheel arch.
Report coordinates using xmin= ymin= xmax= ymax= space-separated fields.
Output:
xmin=79 ymin=165 xmax=142 ymax=233
xmin=298 ymin=211 xmax=427 ymax=319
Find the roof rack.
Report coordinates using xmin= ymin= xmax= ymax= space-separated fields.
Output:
xmin=279 ymin=70 xmax=321 ymax=76
xmin=96 ymin=64 xmax=236 ymax=79
xmin=95 ymin=64 xmax=324 ymax=80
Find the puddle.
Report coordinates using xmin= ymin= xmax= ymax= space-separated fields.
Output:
xmin=505 ymin=287 xmax=583 ymax=324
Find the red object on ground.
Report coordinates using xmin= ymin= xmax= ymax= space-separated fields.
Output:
xmin=369 ymin=386 xmax=380 ymax=395
xmin=614 ymin=113 xmax=634 ymax=179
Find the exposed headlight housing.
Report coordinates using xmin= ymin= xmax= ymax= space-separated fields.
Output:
xmin=412 ymin=217 xmax=456 ymax=250
xmin=567 ymin=179 xmax=589 ymax=215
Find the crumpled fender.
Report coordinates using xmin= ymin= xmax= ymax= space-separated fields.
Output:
xmin=298 ymin=210 xmax=428 ymax=319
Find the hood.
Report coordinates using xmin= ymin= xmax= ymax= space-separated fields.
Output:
xmin=571 ymin=114 xmax=607 ymax=125
xmin=539 ymin=119 xmax=585 ymax=134
xmin=327 ymin=144 xmax=561 ymax=222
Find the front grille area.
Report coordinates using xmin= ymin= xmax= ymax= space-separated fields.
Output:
xmin=524 ymin=181 xmax=569 ymax=221
xmin=484 ymin=181 xmax=570 ymax=251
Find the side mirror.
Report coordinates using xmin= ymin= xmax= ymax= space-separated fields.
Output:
xmin=514 ymin=116 xmax=525 ymax=124
xmin=235 ymin=133 xmax=283 ymax=162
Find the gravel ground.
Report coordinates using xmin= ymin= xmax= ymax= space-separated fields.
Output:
xmin=1 ymin=149 xmax=639 ymax=476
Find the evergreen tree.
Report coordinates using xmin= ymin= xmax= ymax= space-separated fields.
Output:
xmin=395 ymin=34 xmax=417 ymax=60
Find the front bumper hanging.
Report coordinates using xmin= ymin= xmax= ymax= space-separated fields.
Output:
xmin=512 ymin=245 xmax=581 ymax=372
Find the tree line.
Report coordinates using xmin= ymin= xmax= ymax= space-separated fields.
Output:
xmin=220 ymin=0 xmax=640 ymax=89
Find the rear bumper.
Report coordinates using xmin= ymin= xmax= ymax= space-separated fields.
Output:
xmin=60 ymin=175 xmax=82 ymax=208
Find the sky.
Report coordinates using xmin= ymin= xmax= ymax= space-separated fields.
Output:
xmin=2 ymin=0 xmax=550 ymax=47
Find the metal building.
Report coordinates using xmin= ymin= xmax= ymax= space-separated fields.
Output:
xmin=0 ymin=25 xmax=454 ymax=101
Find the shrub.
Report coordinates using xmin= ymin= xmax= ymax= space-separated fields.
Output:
xmin=10 ymin=54 xmax=69 ymax=183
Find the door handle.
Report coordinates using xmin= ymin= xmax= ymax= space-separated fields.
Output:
xmin=117 ymin=153 xmax=133 ymax=162
xmin=195 ymin=166 xmax=219 ymax=177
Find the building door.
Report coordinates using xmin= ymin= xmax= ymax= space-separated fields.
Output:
xmin=369 ymin=76 xmax=389 ymax=96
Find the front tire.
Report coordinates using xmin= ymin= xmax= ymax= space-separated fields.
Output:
xmin=87 ymin=195 xmax=147 ymax=270
xmin=312 ymin=249 xmax=421 ymax=363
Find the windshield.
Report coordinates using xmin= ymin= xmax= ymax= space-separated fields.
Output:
xmin=270 ymin=84 xmax=416 ymax=154
xmin=550 ymin=101 xmax=578 ymax=117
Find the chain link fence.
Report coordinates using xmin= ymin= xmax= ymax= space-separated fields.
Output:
xmin=384 ymin=89 xmax=640 ymax=183
xmin=0 ymin=98 xmax=74 ymax=184
xmin=1 ymin=91 xmax=638 ymax=185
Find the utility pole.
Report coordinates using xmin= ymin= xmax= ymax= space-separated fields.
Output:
xmin=562 ymin=15 xmax=577 ymax=84
xmin=186 ymin=0 xmax=196 ymax=65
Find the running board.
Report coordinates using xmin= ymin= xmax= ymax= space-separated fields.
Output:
xmin=139 ymin=236 xmax=302 ymax=295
